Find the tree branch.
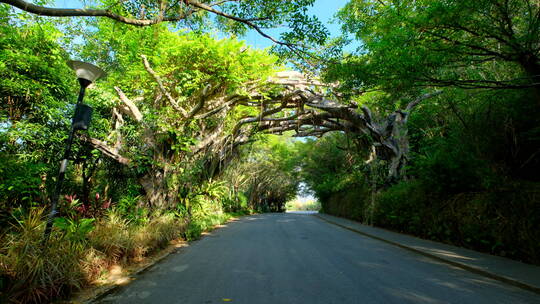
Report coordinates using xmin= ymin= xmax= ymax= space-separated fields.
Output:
xmin=184 ymin=0 xmax=294 ymax=49
xmin=195 ymin=95 xmax=243 ymax=119
xmin=405 ymin=90 xmax=443 ymax=111
xmin=1 ymin=0 xmax=312 ymax=60
xmin=0 ymin=0 xmax=190 ymax=26
xmin=114 ymin=86 xmax=143 ymax=122
xmin=79 ymin=135 xmax=131 ymax=165
xmin=141 ymin=54 xmax=188 ymax=117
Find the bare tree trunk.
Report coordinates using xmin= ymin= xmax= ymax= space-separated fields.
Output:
xmin=364 ymin=147 xmax=378 ymax=225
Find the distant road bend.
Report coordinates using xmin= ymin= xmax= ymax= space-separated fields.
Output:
xmin=98 ymin=213 xmax=538 ymax=304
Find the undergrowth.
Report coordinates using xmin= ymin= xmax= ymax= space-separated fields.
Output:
xmin=0 ymin=207 xmax=245 ymax=303
xmin=0 ymin=208 xmax=85 ymax=303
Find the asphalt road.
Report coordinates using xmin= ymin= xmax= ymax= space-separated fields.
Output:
xmin=98 ymin=213 xmax=539 ymax=304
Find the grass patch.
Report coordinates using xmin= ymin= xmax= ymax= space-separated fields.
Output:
xmin=285 ymin=199 xmax=321 ymax=211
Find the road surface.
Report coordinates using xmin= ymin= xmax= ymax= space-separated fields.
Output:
xmin=98 ymin=213 xmax=538 ymax=304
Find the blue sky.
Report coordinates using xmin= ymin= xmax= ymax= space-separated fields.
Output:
xmin=243 ymin=0 xmax=349 ymax=49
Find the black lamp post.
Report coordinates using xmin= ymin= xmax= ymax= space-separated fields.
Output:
xmin=43 ymin=61 xmax=105 ymax=241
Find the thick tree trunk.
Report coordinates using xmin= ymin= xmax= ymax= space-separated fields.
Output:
xmin=138 ymin=166 xmax=179 ymax=209
xmin=385 ymin=111 xmax=410 ymax=181
xmin=519 ymin=55 xmax=540 ymax=105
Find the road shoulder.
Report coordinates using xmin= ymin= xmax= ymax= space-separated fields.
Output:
xmin=315 ymin=213 xmax=540 ymax=295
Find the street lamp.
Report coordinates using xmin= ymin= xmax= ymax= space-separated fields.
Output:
xmin=43 ymin=61 xmax=106 ymax=241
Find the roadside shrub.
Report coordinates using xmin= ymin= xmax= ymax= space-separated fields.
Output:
xmin=222 ymin=192 xmax=248 ymax=213
xmin=411 ymin=137 xmax=492 ymax=194
xmin=438 ymin=183 xmax=540 ymax=263
xmin=320 ymin=182 xmax=370 ymax=221
xmin=184 ymin=213 xmax=231 ymax=241
xmin=133 ymin=212 xmax=187 ymax=254
xmin=89 ymin=210 xmax=187 ymax=263
xmin=0 ymin=208 xmax=86 ymax=303
xmin=321 ymin=173 xmax=540 ymax=264
xmin=372 ymin=180 xmax=540 ymax=264
xmin=373 ymin=180 xmax=431 ymax=234
xmin=1 ymin=197 xmax=243 ymax=303
xmin=88 ymin=210 xmax=133 ymax=263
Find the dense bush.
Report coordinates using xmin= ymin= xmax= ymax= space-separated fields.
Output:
xmin=373 ymin=180 xmax=431 ymax=234
xmin=319 ymin=184 xmax=369 ymax=220
xmin=410 ymin=139 xmax=491 ymax=194
xmin=0 ymin=16 xmax=75 ymax=219
xmin=316 ymin=174 xmax=540 ymax=264
xmin=372 ymin=180 xmax=540 ymax=263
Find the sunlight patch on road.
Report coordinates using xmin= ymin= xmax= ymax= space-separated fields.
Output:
xmin=245 ymin=217 xmax=262 ymax=221
xmin=172 ymin=264 xmax=189 ymax=272
xmin=414 ymin=247 xmax=478 ymax=261
xmin=107 ymin=265 xmax=133 ymax=285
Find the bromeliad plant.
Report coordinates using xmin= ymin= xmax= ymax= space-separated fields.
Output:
xmin=53 ymin=193 xmax=112 ymax=242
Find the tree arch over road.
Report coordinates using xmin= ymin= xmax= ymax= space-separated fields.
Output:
xmin=85 ymin=58 xmax=440 ymax=209
xmin=253 ymin=71 xmax=442 ymax=181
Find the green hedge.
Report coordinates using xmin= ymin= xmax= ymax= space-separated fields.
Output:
xmin=322 ymin=180 xmax=540 ymax=264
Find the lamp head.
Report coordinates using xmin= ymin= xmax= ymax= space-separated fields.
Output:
xmin=68 ymin=61 xmax=106 ymax=87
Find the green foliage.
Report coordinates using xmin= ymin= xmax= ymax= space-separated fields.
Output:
xmin=373 ymin=181 xmax=431 ymax=233
xmin=83 ymin=21 xmax=278 ymax=95
xmin=307 ymin=87 xmax=540 ymax=264
xmin=0 ymin=157 xmax=46 ymax=215
xmin=221 ymin=191 xmax=248 ymax=213
xmin=0 ymin=13 xmax=261 ymax=302
xmin=223 ymin=134 xmax=301 ymax=212
xmin=318 ymin=183 xmax=370 ymax=221
xmin=184 ymin=212 xmax=233 ymax=241
xmin=371 ymin=180 xmax=540 ymax=263
xmin=59 ymin=0 xmax=329 ymax=61
xmin=73 ymin=20 xmax=284 ymax=210
xmin=297 ymin=133 xmax=365 ymax=202
xmin=410 ymin=138 xmax=490 ymax=194
xmin=0 ymin=13 xmax=78 ymax=217
xmin=53 ymin=217 xmax=95 ymax=243
xmin=0 ymin=14 xmax=74 ymax=104
xmin=329 ymin=0 xmax=540 ymax=99
xmin=90 ymin=209 xmax=187 ymax=263
xmin=0 ymin=204 xmax=243 ymax=302
xmin=309 ymin=1 xmax=540 ymax=265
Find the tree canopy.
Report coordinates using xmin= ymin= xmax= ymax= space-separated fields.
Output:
xmin=2 ymin=1 xmax=540 ymax=302
xmin=328 ymin=0 xmax=540 ymax=99
xmin=0 ymin=0 xmax=329 ymax=58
